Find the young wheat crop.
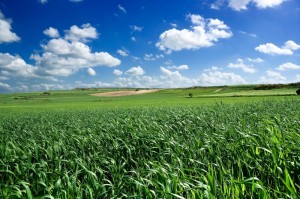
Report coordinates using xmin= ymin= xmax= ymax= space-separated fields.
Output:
xmin=0 ymin=100 xmax=299 ymax=198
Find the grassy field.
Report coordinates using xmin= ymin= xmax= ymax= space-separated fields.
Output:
xmin=0 ymin=86 xmax=300 ymax=198
xmin=0 ymin=86 xmax=298 ymax=113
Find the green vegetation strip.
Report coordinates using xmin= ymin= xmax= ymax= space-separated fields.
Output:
xmin=0 ymin=100 xmax=300 ymax=198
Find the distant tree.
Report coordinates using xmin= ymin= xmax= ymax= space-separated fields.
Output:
xmin=188 ymin=93 xmax=193 ymax=98
xmin=296 ymin=89 xmax=300 ymax=95
xmin=42 ymin=92 xmax=51 ymax=96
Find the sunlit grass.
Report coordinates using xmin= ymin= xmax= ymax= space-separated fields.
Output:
xmin=0 ymin=99 xmax=299 ymax=198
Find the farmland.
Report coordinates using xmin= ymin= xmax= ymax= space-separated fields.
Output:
xmin=0 ymin=86 xmax=300 ymax=198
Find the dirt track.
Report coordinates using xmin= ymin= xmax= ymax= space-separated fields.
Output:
xmin=90 ymin=89 xmax=160 ymax=97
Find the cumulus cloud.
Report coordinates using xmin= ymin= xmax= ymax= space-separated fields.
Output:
xmin=276 ymin=62 xmax=300 ymax=71
xmin=255 ymin=40 xmax=300 ymax=55
xmin=228 ymin=0 xmax=286 ymax=11
xmin=118 ymin=4 xmax=127 ymax=13
xmin=160 ymin=67 xmax=182 ymax=77
xmin=167 ymin=64 xmax=189 ymax=70
xmin=113 ymin=69 xmax=123 ymax=76
xmin=31 ymin=24 xmax=120 ymax=77
xmin=159 ymin=67 xmax=196 ymax=87
xmin=199 ymin=69 xmax=247 ymax=85
xmin=227 ymin=58 xmax=256 ymax=73
xmin=156 ymin=14 xmax=232 ymax=53
xmin=12 ymin=66 xmax=250 ymax=91
xmin=144 ymin=54 xmax=164 ymax=61
xmin=284 ymin=40 xmax=300 ymax=50
xmin=125 ymin=66 xmax=145 ymax=76
xmin=65 ymin=24 xmax=98 ymax=42
xmin=43 ymin=27 xmax=60 ymax=38
xmin=87 ymin=67 xmax=96 ymax=76
xmin=200 ymin=71 xmax=247 ymax=85
xmin=0 ymin=11 xmax=20 ymax=43
xmin=0 ymin=53 xmax=38 ymax=78
xmin=1 ymin=24 xmax=119 ymax=80
xmin=117 ymin=49 xmax=129 ymax=56
xmin=252 ymin=0 xmax=287 ymax=9
xmin=258 ymin=70 xmax=286 ymax=84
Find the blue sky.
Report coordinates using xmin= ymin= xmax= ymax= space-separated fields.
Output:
xmin=0 ymin=0 xmax=300 ymax=92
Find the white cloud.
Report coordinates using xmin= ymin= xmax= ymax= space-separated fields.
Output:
xmin=31 ymin=83 xmax=72 ymax=91
xmin=227 ymin=58 xmax=256 ymax=73
xmin=118 ymin=4 xmax=127 ymax=13
xmin=228 ymin=0 xmax=287 ymax=11
xmin=144 ymin=54 xmax=164 ymax=61
xmin=156 ymin=14 xmax=232 ymax=53
xmin=43 ymin=27 xmax=60 ymax=38
xmin=258 ymin=70 xmax=287 ymax=84
xmin=113 ymin=69 xmax=123 ymax=76
xmin=160 ymin=67 xmax=181 ymax=76
xmin=211 ymin=0 xmax=225 ymax=10
xmin=0 ymin=82 xmax=11 ymax=90
xmin=199 ymin=70 xmax=247 ymax=85
xmin=117 ymin=49 xmax=129 ymax=57
xmin=284 ymin=40 xmax=300 ymax=51
xmin=125 ymin=66 xmax=145 ymax=76
xmin=0 ymin=53 xmax=38 ymax=78
xmin=247 ymin=58 xmax=264 ymax=63
xmin=252 ymin=0 xmax=287 ymax=9
xmin=167 ymin=64 xmax=189 ymax=70
xmin=0 ymin=11 xmax=20 ymax=43
xmin=131 ymin=37 xmax=136 ymax=42
xmin=30 ymin=24 xmax=120 ymax=77
xmin=130 ymin=25 xmax=143 ymax=32
xmin=13 ymin=66 xmax=250 ymax=91
xmin=188 ymin=14 xmax=205 ymax=26
xmin=204 ymin=66 xmax=222 ymax=72
xmin=159 ymin=67 xmax=196 ymax=87
xmin=276 ymin=62 xmax=300 ymax=71
xmin=228 ymin=0 xmax=251 ymax=10
xmin=255 ymin=40 xmax=300 ymax=55
xmin=65 ymin=24 xmax=98 ymax=42
xmin=87 ymin=67 xmax=96 ymax=76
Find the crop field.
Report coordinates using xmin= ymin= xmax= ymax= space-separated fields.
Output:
xmin=0 ymin=87 xmax=300 ymax=198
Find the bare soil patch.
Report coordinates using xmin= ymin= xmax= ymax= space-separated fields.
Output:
xmin=90 ymin=89 xmax=160 ymax=97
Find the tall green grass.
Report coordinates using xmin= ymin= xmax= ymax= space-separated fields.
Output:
xmin=0 ymin=100 xmax=299 ymax=198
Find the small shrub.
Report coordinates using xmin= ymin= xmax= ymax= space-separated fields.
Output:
xmin=42 ymin=92 xmax=51 ymax=96
xmin=296 ymin=89 xmax=300 ymax=95
xmin=188 ymin=93 xmax=193 ymax=98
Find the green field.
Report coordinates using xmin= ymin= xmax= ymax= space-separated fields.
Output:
xmin=0 ymin=86 xmax=300 ymax=198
